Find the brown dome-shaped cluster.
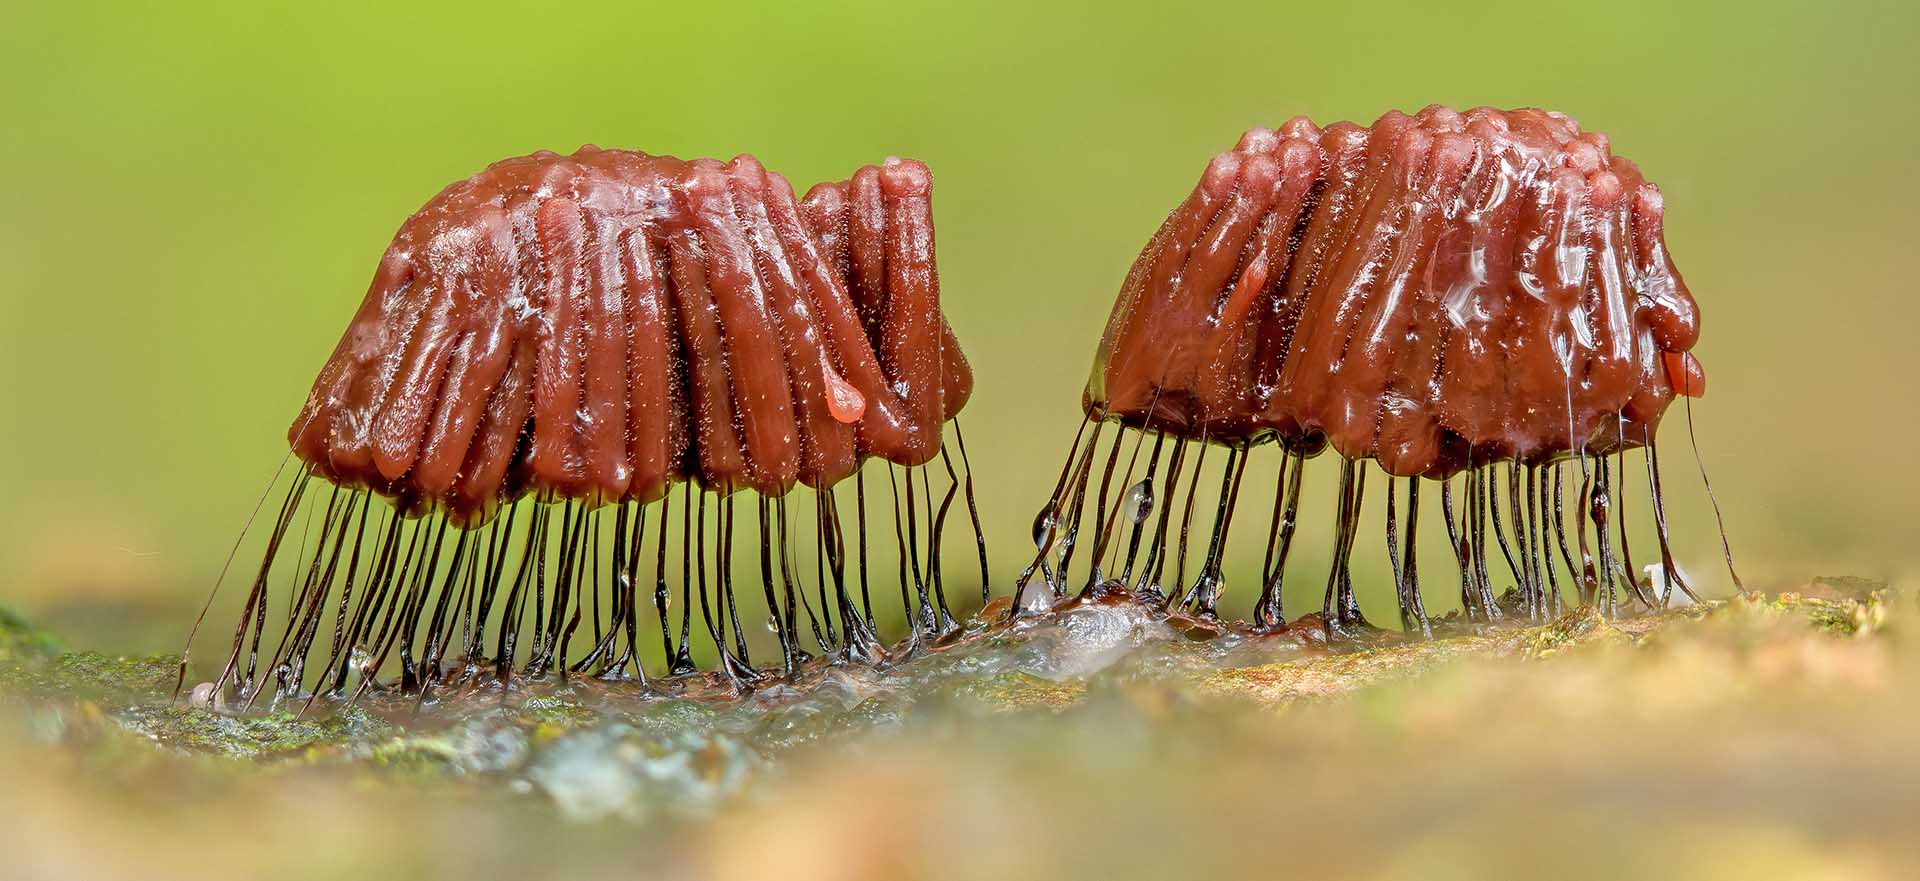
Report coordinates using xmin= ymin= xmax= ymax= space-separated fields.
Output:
xmin=1018 ymin=106 xmax=1727 ymax=637
xmin=195 ymin=146 xmax=988 ymax=702
xmin=289 ymin=147 xmax=972 ymax=524
xmin=1088 ymin=106 xmax=1703 ymax=477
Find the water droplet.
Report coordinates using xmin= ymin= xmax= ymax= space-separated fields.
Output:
xmin=819 ymin=348 xmax=866 ymax=424
xmin=1122 ymin=479 xmax=1154 ymax=524
xmin=1031 ymin=501 xmax=1059 ymax=550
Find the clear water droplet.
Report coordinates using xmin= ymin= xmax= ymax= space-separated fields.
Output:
xmin=1122 ymin=479 xmax=1154 ymax=524
xmin=1031 ymin=501 xmax=1059 ymax=550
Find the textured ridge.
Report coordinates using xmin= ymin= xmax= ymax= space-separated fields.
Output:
xmin=287 ymin=148 xmax=973 ymax=524
xmin=1088 ymin=106 xmax=1702 ymax=478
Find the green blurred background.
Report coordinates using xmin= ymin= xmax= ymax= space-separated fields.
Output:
xmin=2 ymin=0 xmax=1916 ymax=654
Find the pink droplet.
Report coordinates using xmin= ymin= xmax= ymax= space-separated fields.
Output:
xmin=821 ymin=349 xmax=867 ymax=423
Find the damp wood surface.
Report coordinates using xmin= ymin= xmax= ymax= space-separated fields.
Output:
xmin=2 ymin=577 xmax=1915 ymax=881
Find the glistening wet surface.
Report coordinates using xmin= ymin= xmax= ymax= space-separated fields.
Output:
xmin=2 ymin=579 xmax=1914 ymax=880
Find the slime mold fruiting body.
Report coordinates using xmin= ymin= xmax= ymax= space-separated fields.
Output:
xmin=1026 ymin=106 xmax=1725 ymax=634
xmin=191 ymin=147 xmax=986 ymax=704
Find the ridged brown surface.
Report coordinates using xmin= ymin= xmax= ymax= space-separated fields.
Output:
xmin=1089 ymin=106 xmax=1704 ymax=478
xmin=288 ymin=147 xmax=972 ymax=524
